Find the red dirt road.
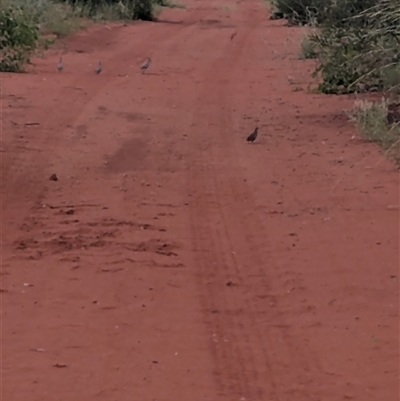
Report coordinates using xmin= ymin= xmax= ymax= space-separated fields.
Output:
xmin=1 ymin=0 xmax=399 ymax=400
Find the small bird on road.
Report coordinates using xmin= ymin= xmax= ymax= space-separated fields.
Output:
xmin=246 ymin=127 xmax=259 ymax=143
xmin=95 ymin=61 xmax=102 ymax=74
xmin=141 ymin=57 xmax=151 ymax=74
xmin=57 ymin=57 xmax=63 ymax=72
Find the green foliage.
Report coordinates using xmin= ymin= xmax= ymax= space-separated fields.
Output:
xmin=0 ymin=7 xmax=39 ymax=72
xmin=63 ymin=0 xmax=157 ymax=21
xmin=274 ymin=0 xmax=379 ymax=26
xmin=0 ymin=0 xmax=163 ymax=72
xmin=39 ymin=3 xmax=81 ymax=37
xmin=153 ymin=0 xmax=170 ymax=6
xmin=310 ymin=27 xmax=379 ymax=94
xmin=1 ymin=0 xmax=82 ymax=38
xmin=132 ymin=0 xmax=154 ymax=20
xmin=321 ymin=0 xmax=378 ymax=27
xmin=288 ymin=0 xmax=400 ymax=160
xmin=273 ymin=0 xmax=326 ymax=25
xmin=290 ymin=0 xmax=400 ymax=95
xmin=312 ymin=0 xmax=400 ymax=94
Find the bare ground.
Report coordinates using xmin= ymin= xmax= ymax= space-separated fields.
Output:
xmin=1 ymin=0 xmax=399 ymax=400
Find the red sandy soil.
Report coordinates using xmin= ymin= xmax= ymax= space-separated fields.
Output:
xmin=1 ymin=0 xmax=399 ymax=400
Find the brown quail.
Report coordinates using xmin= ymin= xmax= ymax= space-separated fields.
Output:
xmin=246 ymin=127 xmax=259 ymax=142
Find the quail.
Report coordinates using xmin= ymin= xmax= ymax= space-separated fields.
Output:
xmin=140 ymin=57 xmax=151 ymax=74
xmin=95 ymin=61 xmax=102 ymax=74
xmin=57 ymin=57 xmax=63 ymax=72
xmin=246 ymin=127 xmax=259 ymax=142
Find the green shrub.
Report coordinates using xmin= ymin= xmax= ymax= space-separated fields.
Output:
xmin=1 ymin=0 xmax=82 ymax=37
xmin=308 ymin=0 xmax=400 ymax=94
xmin=153 ymin=0 xmax=170 ymax=6
xmin=273 ymin=0 xmax=326 ymax=25
xmin=274 ymin=0 xmax=379 ymax=26
xmin=63 ymin=0 xmax=156 ymax=21
xmin=0 ymin=7 xmax=39 ymax=72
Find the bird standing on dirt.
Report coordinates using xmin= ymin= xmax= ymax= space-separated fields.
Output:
xmin=246 ymin=127 xmax=259 ymax=143
xmin=57 ymin=57 xmax=63 ymax=72
xmin=95 ymin=61 xmax=102 ymax=75
xmin=140 ymin=57 xmax=151 ymax=74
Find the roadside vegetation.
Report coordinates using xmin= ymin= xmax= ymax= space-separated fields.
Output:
xmin=0 ymin=0 xmax=177 ymax=72
xmin=349 ymin=99 xmax=400 ymax=163
xmin=270 ymin=0 xmax=400 ymax=163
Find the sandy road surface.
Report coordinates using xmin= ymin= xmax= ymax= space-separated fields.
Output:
xmin=1 ymin=0 xmax=399 ymax=400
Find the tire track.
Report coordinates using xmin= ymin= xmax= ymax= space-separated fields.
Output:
xmin=187 ymin=2 xmax=323 ymax=399
xmin=187 ymin=6 xmax=277 ymax=399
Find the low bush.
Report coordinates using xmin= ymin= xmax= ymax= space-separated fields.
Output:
xmin=0 ymin=7 xmax=39 ymax=72
xmin=282 ymin=0 xmax=400 ymax=161
xmin=0 ymin=0 xmax=167 ymax=72
xmin=1 ymin=0 xmax=82 ymax=36
xmin=63 ymin=0 xmax=157 ymax=21
xmin=286 ymin=0 xmax=400 ymax=95
xmin=310 ymin=0 xmax=400 ymax=94
xmin=273 ymin=0 xmax=326 ymax=25
xmin=273 ymin=0 xmax=378 ymax=26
